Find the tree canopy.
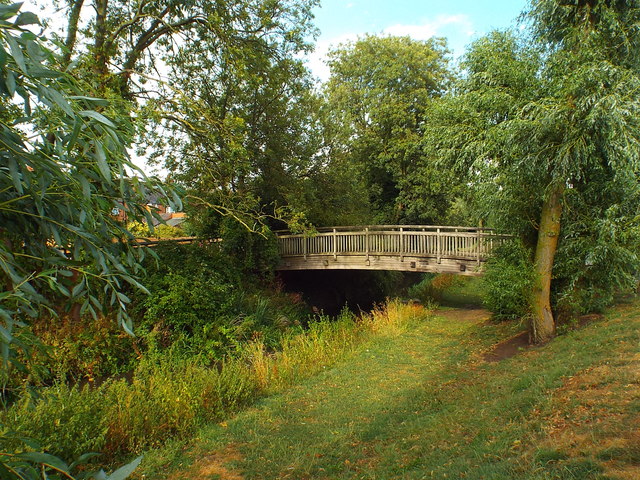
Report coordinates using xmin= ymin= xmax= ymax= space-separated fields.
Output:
xmin=325 ymin=35 xmax=460 ymax=224
xmin=426 ymin=0 xmax=640 ymax=342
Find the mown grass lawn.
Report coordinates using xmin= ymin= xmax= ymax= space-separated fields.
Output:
xmin=141 ymin=298 xmax=639 ymax=480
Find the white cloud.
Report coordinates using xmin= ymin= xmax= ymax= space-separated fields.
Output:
xmin=383 ymin=14 xmax=475 ymax=40
xmin=305 ymin=32 xmax=361 ymax=83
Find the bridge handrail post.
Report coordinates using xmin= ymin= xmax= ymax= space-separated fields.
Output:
xmin=333 ymin=228 xmax=337 ymax=260
xmin=400 ymin=227 xmax=404 ymax=262
xmin=477 ymin=229 xmax=481 ymax=265
xmin=303 ymin=234 xmax=307 ymax=260
xmin=365 ymin=227 xmax=369 ymax=261
xmin=436 ymin=227 xmax=441 ymax=264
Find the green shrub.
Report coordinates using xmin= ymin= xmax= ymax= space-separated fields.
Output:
xmin=130 ymin=242 xmax=307 ymax=361
xmin=32 ymin=316 xmax=138 ymax=383
xmin=1 ymin=383 xmax=107 ymax=461
xmin=130 ymin=243 xmax=243 ymax=358
xmin=141 ymin=270 xmax=238 ymax=349
xmin=1 ymin=316 xmax=138 ymax=400
xmin=482 ymin=240 xmax=535 ymax=320
xmin=220 ymin=217 xmax=279 ymax=275
xmin=127 ymin=221 xmax=185 ymax=238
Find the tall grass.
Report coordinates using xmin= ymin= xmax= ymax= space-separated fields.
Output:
xmin=248 ymin=301 xmax=422 ymax=393
xmin=1 ymin=300 xmax=429 ymax=460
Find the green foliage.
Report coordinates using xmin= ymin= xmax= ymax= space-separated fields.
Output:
xmin=1 ymin=352 xmax=259 ymax=459
xmin=325 ymin=35 xmax=458 ymax=224
xmin=425 ymin=30 xmax=545 ymax=236
xmin=2 ymin=383 xmax=107 ymax=460
xmin=0 ymin=3 xmax=175 ymax=367
xmin=428 ymin=6 xmax=640 ymax=324
xmin=34 ymin=316 xmax=138 ymax=383
xmin=104 ymin=355 xmax=258 ymax=454
xmin=2 ymin=318 xmax=137 ymax=403
xmin=127 ymin=222 xmax=185 ymax=239
xmin=219 ymin=217 xmax=280 ymax=275
xmin=141 ymin=270 xmax=237 ymax=356
xmin=528 ymin=0 xmax=640 ymax=71
xmin=552 ymin=168 xmax=640 ymax=318
xmin=130 ymin=242 xmax=300 ymax=361
xmin=482 ymin=240 xmax=536 ymax=320
xmin=143 ymin=0 xmax=324 ymax=231
xmin=0 ymin=429 xmax=141 ymax=480
xmin=131 ymin=243 xmax=241 ymax=358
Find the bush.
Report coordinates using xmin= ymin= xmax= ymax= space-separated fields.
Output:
xmin=1 ymin=383 xmax=107 ymax=461
xmin=482 ymin=240 xmax=535 ymax=320
xmin=140 ymin=270 xmax=239 ymax=354
xmin=32 ymin=316 xmax=138 ymax=383
xmin=220 ymin=217 xmax=280 ymax=275
xmin=127 ymin=221 xmax=185 ymax=238
xmin=130 ymin=243 xmax=243 ymax=358
xmin=130 ymin=242 xmax=306 ymax=361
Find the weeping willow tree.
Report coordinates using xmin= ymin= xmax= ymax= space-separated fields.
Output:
xmin=428 ymin=0 xmax=640 ymax=343
xmin=0 ymin=4 xmax=174 ymax=364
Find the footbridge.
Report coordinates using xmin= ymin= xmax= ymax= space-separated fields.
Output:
xmin=275 ymin=226 xmax=509 ymax=276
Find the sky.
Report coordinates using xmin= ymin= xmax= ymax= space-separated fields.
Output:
xmin=306 ymin=0 xmax=529 ymax=82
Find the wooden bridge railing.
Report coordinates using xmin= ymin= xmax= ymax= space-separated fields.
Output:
xmin=276 ymin=226 xmax=510 ymax=274
xmin=131 ymin=226 xmax=511 ymax=274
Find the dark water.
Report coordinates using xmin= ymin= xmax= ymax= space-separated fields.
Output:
xmin=277 ymin=270 xmax=422 ymax=316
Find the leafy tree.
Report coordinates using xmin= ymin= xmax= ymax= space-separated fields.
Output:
xmin=0 ymin=3 xmax=172 ymax=366
xmin=57 ymin=0 xmax=315 ymax=94
xmin=428 ymin=0 xmax=640 ymax=342
xmin=141 ymin=0 xmax=328 ymax=233
xmin=0 ymin=5 xmax=162 ymax=478
xmin=325 ymin=35 xmax=457 ymax=224
xmin=552 ymin=163 xmax=640 ymax=317
xmin=46 ymin=0 xmax=323 ymax=234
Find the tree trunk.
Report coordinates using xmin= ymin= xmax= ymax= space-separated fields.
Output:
xmin=62 ymin=0 xmax=85 ymax=67
xmin=530 ymin=184 xmax=564 ymax=344
xmin=93 ymin=0 xmax=109 ymax=78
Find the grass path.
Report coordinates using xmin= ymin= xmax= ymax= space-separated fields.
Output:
xmin=143 ymin=300 xmax=639 ymax=480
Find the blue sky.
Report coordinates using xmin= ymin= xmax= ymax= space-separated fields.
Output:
xmin=307 ymin=0 xmax=529 ymax=81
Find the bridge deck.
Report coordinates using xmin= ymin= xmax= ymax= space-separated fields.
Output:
xmin=276 ymin=226 xmax=509 ymax=275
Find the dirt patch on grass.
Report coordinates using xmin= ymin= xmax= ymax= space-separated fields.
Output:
xmin=535 ymin=353 xmax=640 ymax=479
xmin=482 ymin=331 xmax=531 ymax=362
xmin=167 ymin=444 xmax=244 ymax=480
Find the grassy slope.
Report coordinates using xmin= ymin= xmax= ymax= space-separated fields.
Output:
xmin=142 ymin=298 xmax=639 ymax=480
